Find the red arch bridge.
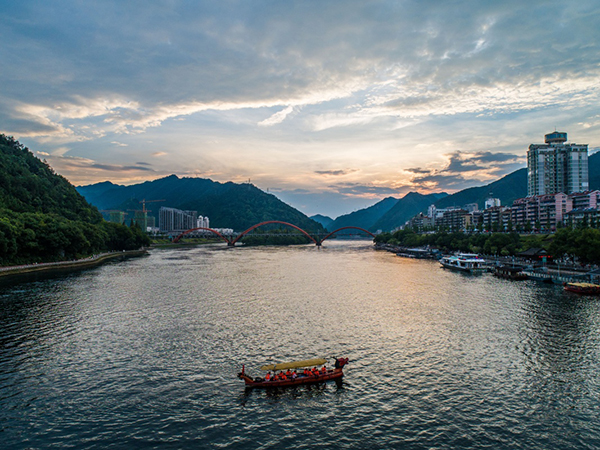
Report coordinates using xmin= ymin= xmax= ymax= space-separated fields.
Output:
xmin=171 ymin=221 xmax=376 ymax=246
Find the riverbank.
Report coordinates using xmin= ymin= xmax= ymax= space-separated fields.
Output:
xmin=0 ymin=249 xmax=148 ymax=281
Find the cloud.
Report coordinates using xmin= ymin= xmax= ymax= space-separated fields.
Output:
xmin=405 ymin=150 xmax=524 ymax=190
xmin=0 ymin=0 xmax=598 ymax=217
xmin=39 ymin=154 xmax=159 ymax=186
xmin=329 ymin=182 xmax=399 ymax=196
xmin=89 ymin=163 xmax=155 ymax=172
xmin=258 ymin=106 xmax=295 ymax=126
xmin=314 ymin=169 xmax=358 ymax=176
xmin=3 ymin=1 xmax=598 ymax=141
xmin=405 ymin=168 xmax=430 ymax=175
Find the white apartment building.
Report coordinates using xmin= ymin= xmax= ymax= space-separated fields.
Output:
xmin=197 ymin=215 xmax=210 ymax=229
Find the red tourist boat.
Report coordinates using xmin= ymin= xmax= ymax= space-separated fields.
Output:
xmin=563 ymin=282 xmax=600 ymax=295
xmin=238 ymin=357 xmax=349 ymax=388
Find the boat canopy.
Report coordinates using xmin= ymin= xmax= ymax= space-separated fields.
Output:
xmin=567 ymin=282 xmax=599 ymax=288
xmin=260 ymin=358 xmax=327 ymax=371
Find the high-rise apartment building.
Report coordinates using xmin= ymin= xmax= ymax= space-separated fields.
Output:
xmin=159 ymin=207 xmax=198 ymax=232
xmin=527 ymin=131 xmax=588 ymax=196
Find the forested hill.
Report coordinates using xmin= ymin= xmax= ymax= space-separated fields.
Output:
xmin=329 ymin=196 xmax=399 ymax=232
xmin=77 ymin=175 xmax=326 ymax=232
xmin=0 ymin=135 xmax=149 ymax=266
xmin=0 ymin=135 xmax=101 ymax=223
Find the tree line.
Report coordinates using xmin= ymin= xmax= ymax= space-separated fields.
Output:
xmin=0 ymin=210 xmax=150 ymax=265
xmin=374 ymin=228 xmax=600 ymax=264
xmin=239 ymin=228 xmax=313 ymax=246
xmin=0 ymin=134 xmax=149 ymax=266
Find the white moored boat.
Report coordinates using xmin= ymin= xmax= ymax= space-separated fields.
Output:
xmin=440 ymin=253 xmax=487 ymax=273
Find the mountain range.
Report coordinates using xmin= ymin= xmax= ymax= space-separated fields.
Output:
xmin=311 ymin=151 xmax=600 ymax=232
xmin=76 ymin=175 xmax=325 ymax=232
xmin=78 ymin=152 xmax=600 ymax=234
xmin=319 ymin=193 xmax=447 ymax=234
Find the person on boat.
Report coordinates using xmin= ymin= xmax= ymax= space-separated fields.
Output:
xmin=302 ymin=368 xmax=309 ymax=377
xmin=265 ymin=372 xmax=271 ymax=381
xmin=320 ymin=366 xmax=327 ymax=374
xmin=291 ymin=371 xmax=297 ymax=380
xmin=278 ymin=371 xmax=285 ymax=380
xmin=312 ymin=367 xmax=319 ymax=376
xmin=285 ymin=369 xmax=292 ymax=378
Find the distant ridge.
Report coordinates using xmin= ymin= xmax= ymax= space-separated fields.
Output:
xmin=433 ymin=169 xmax=527 ymax=211
xmin=329 ymin=197 xmax=399 ymax=232
xmin=366 ymin=151 xmax=600 ymax=231
xmin=310 ymin=214 xmax=334 ymax=230
xmin=370 ymin=192 xmax=447 ymax=232
xmin=77 ymin=175 xmax=325 ymax=232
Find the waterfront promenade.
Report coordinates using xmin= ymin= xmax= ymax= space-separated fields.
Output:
xmin=0 ymin=249 xmax=147 ymax=278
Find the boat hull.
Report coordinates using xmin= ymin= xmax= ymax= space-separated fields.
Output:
xmin=239 ymin=369 xmax=344 ymax=388
xmin=439 ymin=254 xmax=487 ymax=273
xmin=238 ymin=357 xmax=349 ymax=389
xmin=563 ymin=282 xmax=600 ymax=295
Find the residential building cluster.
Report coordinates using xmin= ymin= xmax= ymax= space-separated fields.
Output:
xmin=157 ymin=207 xmax=233 ymax=235
xmin=159 ymin=207 xmax=200 ymax=233
xmin=406 ymin=131 xmax=596 ymax=233
xmin=103 ymin=205 xmax=223 ymax=235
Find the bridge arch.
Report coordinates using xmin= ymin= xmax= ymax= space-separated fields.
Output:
xmin=318 ymin=226 xmax=376 ymax=245
xmin=172 ymin=227 xmax=232 ymax=244
xmin=230 ymin=220 xmax=319 ymax=246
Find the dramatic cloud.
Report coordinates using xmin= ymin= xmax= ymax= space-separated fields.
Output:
xmin=1 ymin=0 xmax=598 ymax=216
xmin=404 ymin=150 xmax=525 ymax=191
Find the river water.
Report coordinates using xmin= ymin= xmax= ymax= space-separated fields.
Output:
xmin=1 ymin=240 xmax=600 ymax=449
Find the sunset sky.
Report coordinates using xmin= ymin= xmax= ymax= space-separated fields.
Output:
xmin=2 ymin=1 xmax=600 ymax=217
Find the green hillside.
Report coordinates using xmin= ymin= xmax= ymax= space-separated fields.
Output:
xmin=77 ymin=175 xmax=325 ymax=232
xmin=0 ymin=136 xmax=101 ymax=223
xmin=0 ymin=135 xmax=149 ymax=266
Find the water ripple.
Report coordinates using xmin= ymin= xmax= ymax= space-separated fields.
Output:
xmin=1 ymin=242 xmax=600 ymax=449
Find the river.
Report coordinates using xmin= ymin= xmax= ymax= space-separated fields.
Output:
xmin=1 ymin=240 xmax=600 ymax=449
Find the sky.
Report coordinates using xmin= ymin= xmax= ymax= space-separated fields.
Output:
xmin=2 ymin=0 xmax=600 ymax=218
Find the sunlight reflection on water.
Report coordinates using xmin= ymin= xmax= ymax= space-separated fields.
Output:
xmin=1 ymin=241 xmax=600 ymax=449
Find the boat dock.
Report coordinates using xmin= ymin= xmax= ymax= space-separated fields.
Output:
xmin=521 ymin=266 xmax=592 ymax=284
